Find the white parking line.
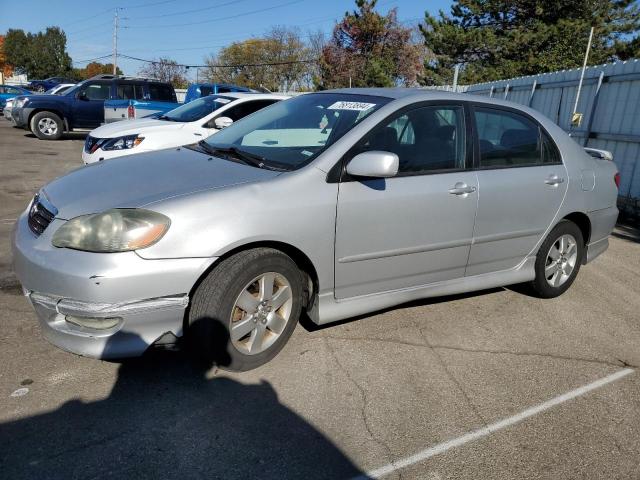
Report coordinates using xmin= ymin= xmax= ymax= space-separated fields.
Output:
xmin=353 ymin=368 xmax=634 ymax=479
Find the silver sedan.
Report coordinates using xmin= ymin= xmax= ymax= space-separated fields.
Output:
xmin=12 ymin=89 xmax=619 ymax=370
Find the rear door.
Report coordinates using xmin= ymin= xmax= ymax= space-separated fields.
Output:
xmin=466 ymin=105 xmax=568 ymax=276
xmin=334 ymin=102 xmax=479 ymax=299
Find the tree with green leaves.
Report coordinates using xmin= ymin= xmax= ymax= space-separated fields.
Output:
xmin=317 ymin=0 xmax=424 ymax=89
xmin=3 ymin=27 xmax=72 ymax=79
xmin=204 ymin=27 xmax=311 ymax=91
xmin=421 ymin=0 xmax=640 ymax=85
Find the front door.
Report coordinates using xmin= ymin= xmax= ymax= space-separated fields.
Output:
xmin=73 ymin=82 xmax=111 ymax=128
xmin=334 ymin=103 xmax=479 ymax=299
xmin=466 ymin=105 xmax=568 ymax=276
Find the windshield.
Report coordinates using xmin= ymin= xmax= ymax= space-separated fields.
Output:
xmin=45 ymin=85 xmax=73 ymax=95
xmin=62 ymin=82 xmax=86 ymax=97
xmin=204 ymin=93 xmax=391 ymax=170
xmin=162 ymin=95 xmax=235 ymax=122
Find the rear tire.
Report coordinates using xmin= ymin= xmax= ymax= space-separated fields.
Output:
xmin=187 ymin=248 xmax=303 ymax=371
xmin=529 ymin=220 xmax=584 ymax=298
xmin=30 ymin=111 xmax=63 ymax=140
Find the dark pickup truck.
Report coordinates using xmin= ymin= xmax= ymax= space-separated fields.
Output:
xmin=11 ymin=74 xmax=176 ymax=140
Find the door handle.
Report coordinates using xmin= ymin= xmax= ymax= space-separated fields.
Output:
xmin=545 ymin=174 xmax=565 ymax=186
xmin=448 ymin=182 xmax=477 ymax=196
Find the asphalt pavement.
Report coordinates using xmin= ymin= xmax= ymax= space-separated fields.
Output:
xmin=1 ymin=120 xmax=639 ymax=479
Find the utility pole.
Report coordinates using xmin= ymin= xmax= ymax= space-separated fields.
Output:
xmin=112 ymin=9 xmax=119 ymax=75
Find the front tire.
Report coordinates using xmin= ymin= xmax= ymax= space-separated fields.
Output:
xmin=187 ymin=248 xmax=303 ymax=371
xmin=30 ymin=111 xmax=63 ymax=140
xmin=530 ymin=220 xmax=584 ymax=298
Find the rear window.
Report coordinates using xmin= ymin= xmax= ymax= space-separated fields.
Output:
xmin=148 ymin=84 xmax=175 ymax=102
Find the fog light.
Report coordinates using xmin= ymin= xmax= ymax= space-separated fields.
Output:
xmin=65 ymin=315 xmax=121 ymax=330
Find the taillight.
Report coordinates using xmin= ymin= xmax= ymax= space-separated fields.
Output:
xmin=614 ymin=172 xmax=621 ymax=189
xmin=127 ymin=104 xmax=135 ymax=119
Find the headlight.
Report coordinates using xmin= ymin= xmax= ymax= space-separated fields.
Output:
xmin=100 ymin=135 xmax=144 ymax=151
xmin=14 ymin=97 xmax=29 ymax=108
xmin=52 ymin=209 xmax=170 ymax=252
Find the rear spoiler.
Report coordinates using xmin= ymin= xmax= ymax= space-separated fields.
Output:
xmin=584 ymin=147 xmax=614 ymax=161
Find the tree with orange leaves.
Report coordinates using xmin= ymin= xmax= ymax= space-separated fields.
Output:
xmin=0 ymin=35 xmax=15 ymax=78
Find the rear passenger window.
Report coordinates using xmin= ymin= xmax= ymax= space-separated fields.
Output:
xmin=148 ymin=84 xmax=175 ymax=102
xmin=353 ymin=105 xmax=466 ymax=174
xmin=117 ymin=84 xmax=146 ymax=100
xmin=474 ymin=108 xmax=541 ymax=168
xmin=541 ymin=131 xmax=562 ymax=164
xmin=223 ymin=100 xmax=279 ymax=122
xmin=117 ymin=84 xmax=134 ymax=99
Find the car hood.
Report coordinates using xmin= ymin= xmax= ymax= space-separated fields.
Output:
xmin=90 ymin=118 xmax=188 ymax=138
xmin=42 ymin=147 xmax=281 ymax=219
xmin=23 ymin=94 xmax=63 ymax=103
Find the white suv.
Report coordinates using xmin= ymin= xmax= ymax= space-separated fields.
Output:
xmin=82 ymin=93 xmax=289 ymax=164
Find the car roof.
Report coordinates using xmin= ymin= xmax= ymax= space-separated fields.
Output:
xmin=318 ymin=87 xmax=547 ymax=115
xmin=215 ymin=92 xmax=290 ymax=100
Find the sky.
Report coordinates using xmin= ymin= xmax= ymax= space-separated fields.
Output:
xmin=0 ymin=0 xmax=452 ymax=80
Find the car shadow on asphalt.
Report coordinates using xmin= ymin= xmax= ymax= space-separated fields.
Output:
xmin=23 ymin=132 xmax=88 ymax=141
xmin=0 ymin=323 xmax=366 ymax=480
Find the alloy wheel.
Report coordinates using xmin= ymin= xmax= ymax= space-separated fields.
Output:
xmin=229 ymin=272 xmax=293 ymax=355
xmin=545 ymin=233 xmax=578 ymax=287
xmin=38 ymin=118 xmax=58 ymax=136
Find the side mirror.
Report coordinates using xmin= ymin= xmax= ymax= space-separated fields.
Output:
xmin=214 ymin=116 xmax=233 ymax=129
xmin=346 ymin=151 xmax=399 ymax=178
xmin=77 ymin=91 xmax=88 ymax=101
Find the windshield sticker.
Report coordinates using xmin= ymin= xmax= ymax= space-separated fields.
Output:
xmin=327 ymin=101 xmax=376 ymax=111
xmin=301 ymin=150 xmax=313 ymax=156
xmin=214 ymin=98 xmax=231 ymax=104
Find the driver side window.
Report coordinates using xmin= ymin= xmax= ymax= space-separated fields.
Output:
xmin=81 ymin=83 xmax=111 ymax=101
xmin=353 ymin=105 xmax=466 ymax=175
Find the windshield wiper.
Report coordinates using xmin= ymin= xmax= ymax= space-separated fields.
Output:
xmin=198 ymin=142 xmax=289 ymax=171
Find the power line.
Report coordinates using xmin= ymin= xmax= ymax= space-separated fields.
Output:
xmin=122 ymin=0 xmax=181 ymax=9
xmin=130 ymin=0 xmax=252 ymax=20
xmin=73 ymin=54 xmax=114 ymax=65
xmin=119 ymin=53 xmax=317 ymax=68
xmin=61 ymin=8 xmax=113 ymax=28
xmin=126 ymin=0 xmax=308 ymax=29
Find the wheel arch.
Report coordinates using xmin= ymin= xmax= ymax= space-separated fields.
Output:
xmin=561 ymin=211 xmax=591 ymax=246
xmin=184 ymin=240 xmax=320 ymax=332
xmin=28 ymin=108 xmax=67 ymax=131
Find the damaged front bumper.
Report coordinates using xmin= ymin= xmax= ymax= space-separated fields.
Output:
xmin=27 ymin=293 xmax=189 ymax=358
xmin=12 ymin=211 xmax=215 ymax=359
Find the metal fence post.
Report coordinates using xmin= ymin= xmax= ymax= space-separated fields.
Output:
xmin=582 ymin=71 xmax=605 ymax=147
xmin=503 ymin=84 xmax=510 ymax=100
xmin=489 ymin=86 xmax=494 ymax=98
xmin=528 ymin=80 xmax=537 ymax=107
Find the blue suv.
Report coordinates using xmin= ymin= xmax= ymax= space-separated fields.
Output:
xmin=12 ymin=74 xmax=176 ymax=140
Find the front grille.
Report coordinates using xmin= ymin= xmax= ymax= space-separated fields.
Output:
xmin=84 ymin=135 xmax=100 ymax=153
xmin=28 ymin=194 xmax=57 ymax=236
